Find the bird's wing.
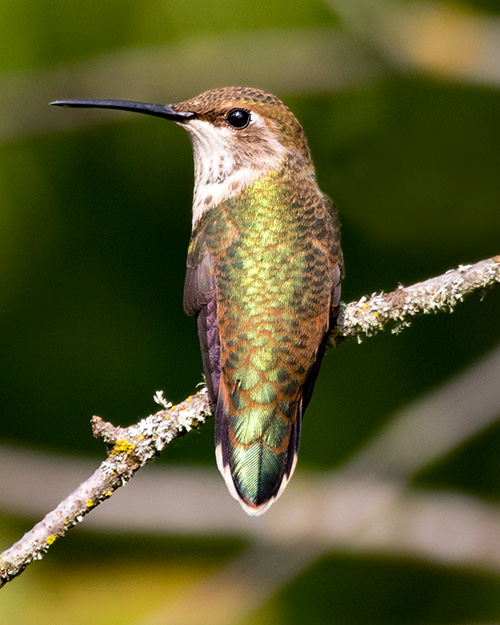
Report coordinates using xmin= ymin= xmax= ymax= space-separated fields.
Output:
xmin=183 ymin=231 xmax=220 ymax=408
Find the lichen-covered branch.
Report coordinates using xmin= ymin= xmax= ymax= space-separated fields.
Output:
xmin=0 ymin=390 xmax=211 ymax=587
xmin=1 ymin=255 xmax=498 ymax=588
xmin=332 ymin=255 xmax=500 ymax=344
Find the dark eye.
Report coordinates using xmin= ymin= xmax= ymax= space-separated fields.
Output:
xmin=226 ymin=108 xmax=251 ymax=129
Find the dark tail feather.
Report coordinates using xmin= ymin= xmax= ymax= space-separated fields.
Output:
xmin=215 ymin=389 xmax=302 ymax=516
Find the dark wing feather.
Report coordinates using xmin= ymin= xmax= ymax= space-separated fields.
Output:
xmin=302 ymin=263 xmax=342 ymax=410
xmin=302 ymin=192 xmax=344 ymax=410
xmin=183 ymin=233 xmax=220 ymax=409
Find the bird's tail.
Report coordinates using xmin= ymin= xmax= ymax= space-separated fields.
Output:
xmin=215 ymin=382 xmax=302 ymax=516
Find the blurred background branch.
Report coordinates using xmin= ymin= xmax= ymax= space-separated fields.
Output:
xmin=2 ymin=2 xmax=500 ymax=143
xmin=3 ymin=340 xmax=500 ymax=535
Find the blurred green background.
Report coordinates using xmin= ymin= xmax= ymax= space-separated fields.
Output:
xmin=1 ymin=0 xmax=500 ymax=623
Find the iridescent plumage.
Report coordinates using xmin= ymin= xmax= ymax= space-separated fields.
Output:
xmin=51 ymin=87 xmax=343 ymax=515
xmin=179 ymin=88 xmax=343 ymax=514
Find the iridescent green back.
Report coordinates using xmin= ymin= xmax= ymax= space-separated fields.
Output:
xmin=187 ymin=157 xmax=342 ymax=511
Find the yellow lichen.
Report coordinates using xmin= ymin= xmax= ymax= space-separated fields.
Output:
xmin=164 ymin=407 xmax=176 ymax=419
xmin=47 ymin=534 xmax=56 ymax=546
xmin=110 ymin=439 xmax=136 ymax=456
xmin=86 ymin=499 xmax=94 ymax=508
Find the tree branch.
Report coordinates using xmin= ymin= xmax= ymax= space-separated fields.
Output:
xmin=333 ymin=255 xmax=500 ymax=344
xmin=1 ymin=255 xmax=499 ymax=588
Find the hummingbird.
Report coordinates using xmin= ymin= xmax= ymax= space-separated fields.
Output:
xmin=51 ymin=87 xmax=344 ymax=515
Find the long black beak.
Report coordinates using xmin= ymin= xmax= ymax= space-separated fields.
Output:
xmin=49 ymin=99 xmax=196 ymax=122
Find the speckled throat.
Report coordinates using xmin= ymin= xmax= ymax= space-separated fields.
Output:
xmin=185 ymin=117 xmax=289 ymax=227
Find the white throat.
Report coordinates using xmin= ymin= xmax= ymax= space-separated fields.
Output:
xmin=185 ymin=116 xmax=287 ymax=227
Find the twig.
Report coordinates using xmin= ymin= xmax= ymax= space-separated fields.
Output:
xmin=333 ymin=255 xmax=500 ymax=344
xmin=1 ymin=255 xmax=499 ymax=587
xmin=0 ymin=391 xmax=210 ymax=587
